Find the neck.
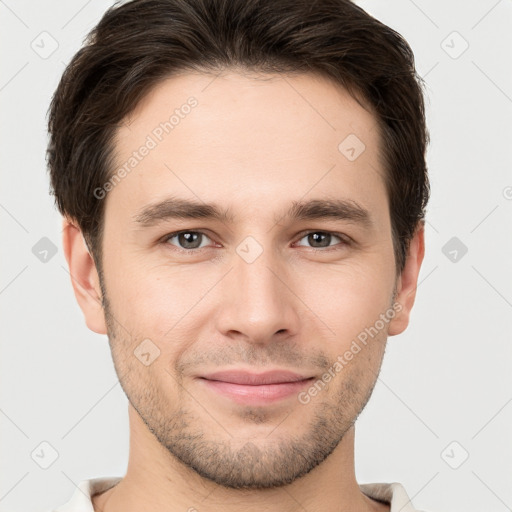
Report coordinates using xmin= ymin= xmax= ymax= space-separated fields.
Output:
xmin=93 ymin=404 xmax=388 ymax=512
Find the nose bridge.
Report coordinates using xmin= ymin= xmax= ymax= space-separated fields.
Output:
xmin=237 ymin=246 xmax=281 ymax=309
xmin=217 ymin=237 xmax=299 ymax=341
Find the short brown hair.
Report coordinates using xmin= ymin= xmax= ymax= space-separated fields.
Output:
xmin=47 ymin=0 xmax=429 ymax=275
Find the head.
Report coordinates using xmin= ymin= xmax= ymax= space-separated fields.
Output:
xmin=49 ymin=0 xmax=428 ymax=490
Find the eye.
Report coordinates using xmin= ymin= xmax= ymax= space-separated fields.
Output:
xmin=162 ymin=230 xmax=214 ymax=250
xmin=294 ymin=231 xmax=349 ymax=250
xmin=160 ymin=229 xmax=351 ymax=253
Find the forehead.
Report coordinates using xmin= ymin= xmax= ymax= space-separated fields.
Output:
xmin=106 ymin=70 xmax=387 ymax=225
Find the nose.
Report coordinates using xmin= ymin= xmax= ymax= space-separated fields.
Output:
xmin=215 ymin=243 xmax=301 ymax=345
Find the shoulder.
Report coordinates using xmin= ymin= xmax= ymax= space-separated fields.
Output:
xmin=48 ymin=476 xmax=122 ymax=512
xmin=359 ymin=481 xmax=430 ymax=512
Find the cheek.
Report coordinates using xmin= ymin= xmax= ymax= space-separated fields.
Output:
xmin=105 ymin=258 xmax=208 ymax=326
xmin=105 ymin=263 xmax=224 ymax=373
xmin=293 ymin=258 xmax=396 ymax=342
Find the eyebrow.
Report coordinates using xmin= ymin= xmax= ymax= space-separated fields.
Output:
xmin=133 ymin=197 xmax=235 ymax=226
xmin=133 ymin=196 xmax=373 ymax=229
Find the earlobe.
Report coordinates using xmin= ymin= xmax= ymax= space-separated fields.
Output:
xmin=387 ymin=222 xmax=425 ymax=336
xmin=62 ymin=218 xmax=108 ymax=335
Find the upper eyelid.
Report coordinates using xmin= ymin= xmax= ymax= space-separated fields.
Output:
xmin=162 ymin=229 xmax=215 ymax=243
xmin=294 ymin=229 xmax=348 ymax=242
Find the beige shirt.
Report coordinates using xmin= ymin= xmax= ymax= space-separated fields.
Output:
xmin=50 ymin=477 xmax=426 ymax=511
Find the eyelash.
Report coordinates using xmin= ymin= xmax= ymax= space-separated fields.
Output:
xmin=160 ymin=229 xmax=352 ymax=254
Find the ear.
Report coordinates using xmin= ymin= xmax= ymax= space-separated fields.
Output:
xmin=388 ymin=222 xmax=425 ymax=336
xmin=61 ymin=218 xmax=107 ymax=335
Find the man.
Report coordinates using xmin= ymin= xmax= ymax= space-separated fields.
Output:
xmin=47 ymin=0 xmax=430 ymax=510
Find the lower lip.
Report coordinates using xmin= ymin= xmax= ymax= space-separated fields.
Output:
xmin=199 ymin=378 xmax=314 ymax=405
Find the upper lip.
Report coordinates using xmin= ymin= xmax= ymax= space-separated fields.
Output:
xmin=200 ymin=370 xmax=313 ymax=385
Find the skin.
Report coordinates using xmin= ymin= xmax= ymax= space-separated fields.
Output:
xmin=62 ymin=70 xmax=425 ymax=512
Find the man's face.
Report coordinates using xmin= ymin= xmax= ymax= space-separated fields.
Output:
xmin=99 ymin=70 xmax=399 ymax=488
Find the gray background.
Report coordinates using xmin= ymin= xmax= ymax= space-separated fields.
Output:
xmin=1 ymin=1 xmax=511 ymax=511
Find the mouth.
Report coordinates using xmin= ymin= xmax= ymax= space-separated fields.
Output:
xmin=197 ymin=370 xmax=315 ymax=405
